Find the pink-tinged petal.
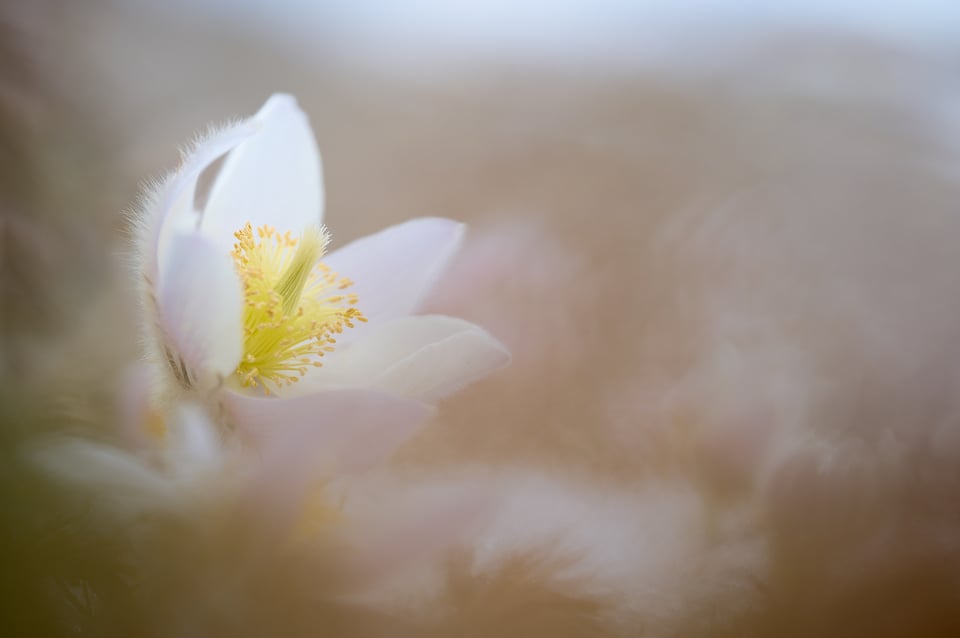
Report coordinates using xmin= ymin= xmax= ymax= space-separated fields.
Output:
xmin=148 ymin=121 xmax=258 ymax=281
xmin=305 ymin=315 xmax=480 ymax=385
xmin=224 ymin=388 xmax=435 ymax=474
xmin=228 ymin=389 xmax=435 ymax=535
xmin=157 ymin=231 xmax=243 ymax=386
xmin=375 ymin=326 xmax=510 ymax=402
xmin=201 ymin=94 xmax=324 ymax=244
xmin=324 ymin=217 xmax=465 ymax=344
xmin=302 ymin=315 xmax=510 ymax=401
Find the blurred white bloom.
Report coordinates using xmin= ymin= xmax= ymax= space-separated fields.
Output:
xmin=135 ymin=94 xmax=508 ymax=465
xmin=29 ymin=400 xmax=490 ymax=585
xmin=30 ymin=402 xmax=227 ymax=518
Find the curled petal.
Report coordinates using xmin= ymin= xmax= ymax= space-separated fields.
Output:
xmin=148 ymin=121 xmax=257 ymax=281
xmin=157 ymin=231 xmax=244 ymax=386
xmin=324 ymin=217 xmax=465 ymax=344
xmin=201 ymin=94 xmax=324 ymax=244
xmin=305 ymin=315 xmax=510 ymax=402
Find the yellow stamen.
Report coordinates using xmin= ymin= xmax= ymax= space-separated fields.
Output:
xmin=231 ymin=223 xmax=366 ymax=392
xmin=274 ymin=227 xmax=323 ymax=315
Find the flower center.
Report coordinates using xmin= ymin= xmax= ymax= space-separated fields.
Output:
xmin=230 ymin=223 xmax=365 ymax=393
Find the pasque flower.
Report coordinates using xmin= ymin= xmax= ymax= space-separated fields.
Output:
xmin=39 ymin=93 xmax=509 ymax=582
xmin=30 ymin=396 xmax=492 ymax=608
xmin=135 ymin=94 xmax=509 ymax=462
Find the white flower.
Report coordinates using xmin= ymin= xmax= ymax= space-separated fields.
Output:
xmin=29 ymin=401 xmax=491 ymax=587
xmin=135 ymin=94 xmax=508 ymax=461
xmin=30 ymin=402 xmax=227 ymax=518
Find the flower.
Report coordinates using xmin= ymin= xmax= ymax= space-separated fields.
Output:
xmin=31 ymin=401 xmax=230 ymax=518
xmin=29 ymin=399 xmax=493 ymax=611
xmin=135 ymin=94 xmax=509 ymax=460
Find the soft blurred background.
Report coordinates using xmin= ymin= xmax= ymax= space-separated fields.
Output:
xmin=4 ymin=0 xmax=960 ymax=636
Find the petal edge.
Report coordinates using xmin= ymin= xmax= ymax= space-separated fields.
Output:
xmin=324 ymin=217 xmax=465 ymax=344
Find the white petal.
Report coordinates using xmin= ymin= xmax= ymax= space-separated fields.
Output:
xmin=375 ymin=325 xmax=510 ymax=402
xmin=224 ymin=388 xmax=435 ymax=474
xmin=28 ymin=438 xmax=175 ymax=514
xmin=324 ymin=217 xmax=465 ymax=344
xmin=304 ymin=315 xmax=510 ymax=402
xmin=165 ymin=403 xmax=224 ymax=477
xmin=201 ymin=94 xmax=324 ymax=245
xmin=148 ymin=121 xmax=257 ymax=281
xmin=231 ymin=390 xmax=432 ymax=539
xmin=157 ymin=231 xmax=244 ymax=386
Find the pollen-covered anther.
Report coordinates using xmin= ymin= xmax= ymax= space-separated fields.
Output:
xmin=230 ymin=222 xmax=365 ymax=392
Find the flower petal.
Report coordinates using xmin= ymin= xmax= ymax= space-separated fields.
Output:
xmin=224 ymin=388 xmax=435 ymax=474
xmin=201 ymin=94 xmax=324 ymax=244
xmin=28 ymin=438 xmax=175 ymax=515
xmin=165 ymin=403 xmax=224 ymax=477
xmin=146 ymin=121 xmax=257 ymax=281
xmin=375 ymin=326 xmax=510 ymax=402
xmin=303 ymin=315 xmax=510 ymax=402
xmin=157 ymin=231 xmax=244 ymax=386
xmin=323 ymin=217 xmax=464 ymax=343
xmin=231 ymin=391 xmax=432 ymax=541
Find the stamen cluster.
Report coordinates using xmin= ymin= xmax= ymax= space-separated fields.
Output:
xmin=231 ymin=223 xmax=365 ymax=392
